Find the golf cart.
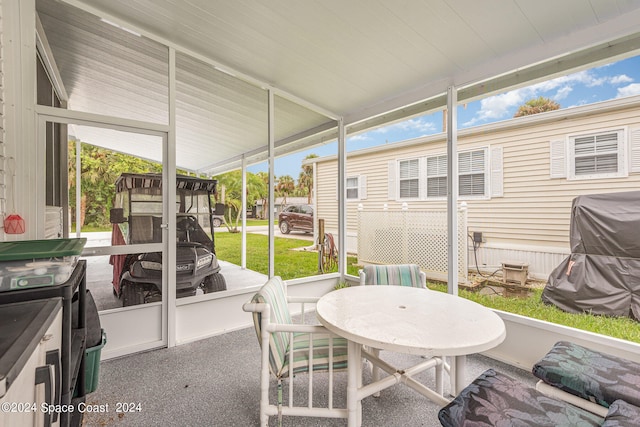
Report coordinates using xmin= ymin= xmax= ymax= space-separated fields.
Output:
xmin=110 ymin=173 xmax=226 ymax=306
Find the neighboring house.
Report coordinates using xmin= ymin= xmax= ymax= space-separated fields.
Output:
xmin=255 ymin=196 xmax=311 ymax=219
xmin=310 ymin=95 xmax=640 ymax=280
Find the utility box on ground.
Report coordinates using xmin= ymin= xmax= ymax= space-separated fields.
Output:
xmin=502 ymin=262 xmax=529 ymax=286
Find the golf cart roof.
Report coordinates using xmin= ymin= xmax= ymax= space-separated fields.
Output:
xmin=115 ymin=173 xmax=218 ymax=194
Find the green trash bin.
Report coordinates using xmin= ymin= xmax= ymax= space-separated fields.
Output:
xmin=77 ymin=329 xmax=107 ymax=395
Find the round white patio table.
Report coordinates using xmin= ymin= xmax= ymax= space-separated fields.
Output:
xmin=316 ymin=285 xmax=506 ymax=427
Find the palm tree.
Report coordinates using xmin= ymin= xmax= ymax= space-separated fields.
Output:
xmin=214 ymin=171 xmax=242 ymax=232
xmin=275 ymin=175 xmax=295 ymax=206
xmin=514 ymin=96 xmax=560 ymax=117
xmin=214 ymin=170 xmax=266 ymax=232
xmin=256 ymin=171 xmax=269 ymax=219
xmin=298 ymin=153 xmax=317 ymax=204
xmin=246 ymin=172 xmax=267 ymax=219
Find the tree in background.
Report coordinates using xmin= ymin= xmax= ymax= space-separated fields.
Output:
xmin=214 ymin=170 xmax=266 ymax=232
xmin=256 ymin=171 xmax=269 ymax=219
xmin=68 ymin=142 xmax=161 ymax=228
xmin=298 ymin=153 xmax=317 ymax=204
xmin=513 ymin=96 xmax=560 ymax=117
xmin=275 ymin=175 xmax=295 ymax=206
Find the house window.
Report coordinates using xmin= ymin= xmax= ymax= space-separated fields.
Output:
xmin=426 ymin=155 xmax=447 ymax=198
xmin=458 ymin=149 xmax=486 ymax=197
xmin=570 ymin=130 xmax=625 ymax=178
xmin=425 ymin=150 xmax=487 ymax=197
xmin=399 ymin=159 xmax=420 ymax=198
xmin=346 ymin=177 xmax=359 ymax=199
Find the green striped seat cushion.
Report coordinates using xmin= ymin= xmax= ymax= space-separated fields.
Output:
xmin=363 ymin=264 xmax=424 ymax=288
xmin=282 ymin=333 xmax=348 ymax=378
xmin=251 ymin=276 xmax=293 ymax=376
xmin=251 ymin=276 xmax=349 ymax=378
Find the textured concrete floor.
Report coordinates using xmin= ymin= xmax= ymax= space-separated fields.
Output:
xmin=82 ymin=326 xmax=536 ymax=427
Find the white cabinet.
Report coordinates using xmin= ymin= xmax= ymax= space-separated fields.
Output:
xmin=0 ymin=299 xmax=62 ymax=427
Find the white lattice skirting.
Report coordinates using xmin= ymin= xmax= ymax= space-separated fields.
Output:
xmin=357 ymin=208 xmax=467 ymax=283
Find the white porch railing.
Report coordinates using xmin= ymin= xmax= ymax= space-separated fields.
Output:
xmin=357 ymin=205 xmax=468 ymax=282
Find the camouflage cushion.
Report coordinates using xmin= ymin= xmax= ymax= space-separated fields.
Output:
xmin=532 ymin=341 xmax=640 ymax=408
xmin=438 ymin=369 xmax=602 ymax=427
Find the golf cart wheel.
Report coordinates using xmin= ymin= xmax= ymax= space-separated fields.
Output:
xmin=212 ymin=217 xmax=222 ymax=228
xmin=203 ymin=273 xmax=227 ymax=293
xmin=121 ymin=281 xmax=145 ymax=307
xmin=279 ymin=220 xmax=291 ymax=234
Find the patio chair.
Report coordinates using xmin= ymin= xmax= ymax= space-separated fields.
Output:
xmin=358 ymin=264 xmax=450 ymax=395
xmin=242 ymin=276 xmax=349 ymax=426
xmin=359 ymin=263 xmax=426 ymax=288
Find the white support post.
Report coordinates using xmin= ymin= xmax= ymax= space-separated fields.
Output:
xmin=241 ymin=155 xmax=247 ymax=269
xmin=447 ymin=86 xmax=459 ymax=296
xmin=166 ymin=46 xmax=178 ymax=347
xmin=268 ymin=90 xmax=275 ymax=278
xmin=338 ymin=118 xmax=346 ymax=276
xmin=75 ymin=139 xmax=81 ymax=237
xmin=4 ymin=0 xmax=38 ymax=239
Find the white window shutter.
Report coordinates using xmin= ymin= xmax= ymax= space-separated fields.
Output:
xmin=631 ymin=128 xmax=640 ymax=173
xmin=388 ymin=160 xmax=396 ymax=200
xmin=359 ymin=175 xmax=367 ymax=200
xmin=549 ymin=140 xmax=566 ymax=178
xmin=490 ymin=146 xmax=503 ymax=197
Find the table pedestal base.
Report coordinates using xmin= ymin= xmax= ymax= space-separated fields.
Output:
xmin=347 ymin=342 xmax=452 ymax=427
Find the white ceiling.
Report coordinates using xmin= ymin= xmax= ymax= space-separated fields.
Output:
xmin=38 ymin=0 xmax=640 ymax=174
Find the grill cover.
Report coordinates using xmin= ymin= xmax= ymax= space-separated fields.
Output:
xmin=542 ymin=191 xmax=640 ymax=320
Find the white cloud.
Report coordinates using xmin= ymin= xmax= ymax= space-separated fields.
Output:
xmin=610 ymin=74 xmax=633 ymax=85
xmin=464 ymin=69 xmax=635 ymax=127
xmin=616 ymin=83 xmax=640 ymax=98
xmin=376 ymin=117 xmax=437 ymax=134
xmin=553 ymin=86 xmax=572 ymax=100
xmin=463 ymin=90 xmax=528 ymax=126
xmin=348 ymin=134 xmax=369 ymax=142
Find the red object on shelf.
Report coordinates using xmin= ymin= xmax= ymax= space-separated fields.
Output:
xmin=4 ymin=214 xmax=25 ymax=234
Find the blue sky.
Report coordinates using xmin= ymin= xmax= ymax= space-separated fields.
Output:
xmin=251 ymin=54 xmax=640 ymax=180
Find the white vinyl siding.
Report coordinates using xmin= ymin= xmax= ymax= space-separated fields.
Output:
xmin=315 ymin=96 xmax=640 ymax=252
xmin=399 ymin=158 xmax=420 ymax=199
xmin=568 ymin=129 xmax=626 ymax=180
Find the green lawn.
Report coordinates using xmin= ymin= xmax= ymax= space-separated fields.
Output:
xmin=427 ymin=283 xmax=640 ymax=344
xmin=74 ymin=224 xmax=111 ymax=232
xmin=77 ymin=219 xmax=271 ymax=232
xmin=215 ymin=232 xmax=640 ymax=343
xmin=81 ymin=224 xmax=639 ymax=343
xmin=245 ymin=219 xmax=277 ymax=226
xmin=214 ymin=231 xmax=359 ymax=280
